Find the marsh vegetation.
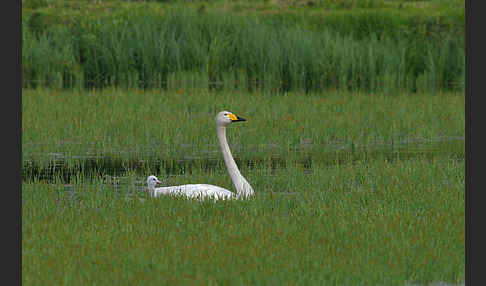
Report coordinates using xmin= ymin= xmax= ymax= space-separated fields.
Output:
xmin=22 ymin=0 xmax=465 ymax=284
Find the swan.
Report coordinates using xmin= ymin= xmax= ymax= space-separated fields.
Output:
xmin=146 ymin=111 xmax=254 ymax=200
xmin=146 ymin=175 xmax=235 ymax=201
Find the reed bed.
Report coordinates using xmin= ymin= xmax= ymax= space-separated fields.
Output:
xmin=22 ymin=7 xmax=465 ymax=93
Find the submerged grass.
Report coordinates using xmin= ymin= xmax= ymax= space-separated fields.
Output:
xmin=22 ymin=156 xmax=464 ymax=285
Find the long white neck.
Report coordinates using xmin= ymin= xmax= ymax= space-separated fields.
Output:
xmin=217 ymin=125 xmax=254 ymax=198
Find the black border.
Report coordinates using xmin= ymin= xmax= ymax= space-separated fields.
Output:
xmin=15 ymin=0 xmax=22 ymax=284
xmin=465 ymin=0 xmax=472 ymax=285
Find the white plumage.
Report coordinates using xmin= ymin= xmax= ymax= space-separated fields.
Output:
xmin=146 ymin=111 xmax=254 ymax=201
xmin=147 ymin=176 xmax=235 ymax=201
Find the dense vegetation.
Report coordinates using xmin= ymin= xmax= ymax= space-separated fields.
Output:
xmin=23 ymin=90 xmax=464 ymax=285
xmin=23 ymin=155 xmax=465 ymax=285
xmin=22 ymin=0 xmax=465 ymax=93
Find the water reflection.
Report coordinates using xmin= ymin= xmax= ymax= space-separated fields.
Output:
xmin=23 ymin=137 xmax=464 ymax=182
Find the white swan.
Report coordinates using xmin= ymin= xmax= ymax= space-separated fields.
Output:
xmin=146 ymin=175 xmax=235 ymax=201
xmin=147 ymin=111 xmax=254 ymax=200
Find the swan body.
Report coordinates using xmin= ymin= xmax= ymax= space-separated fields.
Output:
xmin=147 ymin=111 xmax=254 ymax=200
xmin=147 ymin=175 xmax=235 ymax=201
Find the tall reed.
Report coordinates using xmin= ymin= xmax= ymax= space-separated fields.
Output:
xmin=22 ymin=8 xmax=465 ymax=93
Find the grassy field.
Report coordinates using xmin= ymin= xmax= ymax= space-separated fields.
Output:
xmin=22 ymin=89 xmax=464 ymax=285
xmin=22 ymin=153 xmax=464 ymax=285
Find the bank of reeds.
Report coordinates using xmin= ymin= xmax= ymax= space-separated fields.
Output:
xmin=22 ymin=7 xmax=465 ymax=93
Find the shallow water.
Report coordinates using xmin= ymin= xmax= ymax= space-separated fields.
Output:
xmin=22 ymin=136 xmax=464 ymax=182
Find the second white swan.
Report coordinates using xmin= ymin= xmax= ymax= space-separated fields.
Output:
xmin=147 ymin=111 xmax=254 ymax=200
xmin=147 ymin=175 xmax=235 ymax=201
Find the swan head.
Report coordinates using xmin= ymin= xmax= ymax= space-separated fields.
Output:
xmin=216 ymin=111 xmax=247 ymax=127
xmin=147 ymin=175 xmax=162 ymax=190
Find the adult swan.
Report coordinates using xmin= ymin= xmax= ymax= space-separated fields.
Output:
xmin=147 ymin=111 xmax=254 ymax=200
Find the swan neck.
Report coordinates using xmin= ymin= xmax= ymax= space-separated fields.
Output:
xmin=217 ymin=126 xmax=239 ymax=175
xmin=217 ymin=125 xmax=254 ymax=197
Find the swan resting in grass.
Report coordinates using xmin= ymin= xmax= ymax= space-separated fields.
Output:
xmin=146 ymin=111 xmax=254 ymax=201
xmin=147 ymin=175 xmax=235 ymax=201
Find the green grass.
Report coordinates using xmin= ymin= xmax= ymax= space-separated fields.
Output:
xmin=22 ymin=89 xmax=464 ymax=172
xmin=22 ymin=156 xmax=464 ymax=285
xmin=22 ymin=88 xmax=464 ymax=284
xmin=21 ymin=2 xmax=465 ymax=92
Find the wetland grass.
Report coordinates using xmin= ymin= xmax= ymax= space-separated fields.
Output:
xmin=21 ymin=1 xmax=465 ymax=284
xmin=22 ymin=7 xmax=464 ymax=93
xmin=22 ymin=156 xmax=464 ymax=285
xmin=22 ymin=88 xmax=464 ymax=284
xmin=22 ymin=89 xmax=464 ymax=176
